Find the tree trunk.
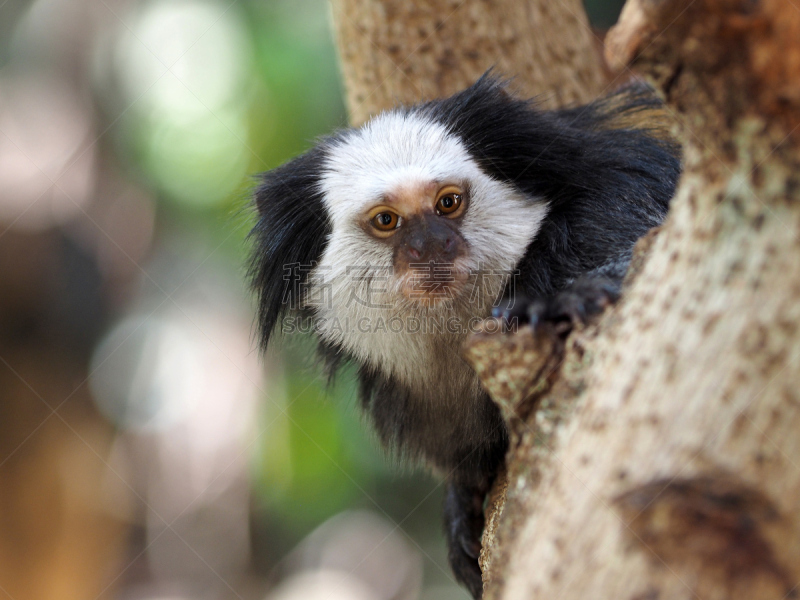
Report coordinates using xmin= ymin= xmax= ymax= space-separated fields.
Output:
xmin=471 ymin=0 xmax=800 ymax=598
xmin=329 ymin=0 xmax=607 ymax=125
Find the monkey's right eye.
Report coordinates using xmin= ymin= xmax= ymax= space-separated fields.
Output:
xmin=371 ymin=211 xmax=400 ymax=232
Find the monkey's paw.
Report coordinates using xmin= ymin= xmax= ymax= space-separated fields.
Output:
xmin=444 ymin=482 xmax=486 ymax=599
xmin=492 ymin=276 xmax=620 ymax=334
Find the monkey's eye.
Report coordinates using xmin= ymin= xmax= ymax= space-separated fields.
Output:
xmin=435 ymin=187 xmax=464 ymax=216
xmin=371 ymin=211 xmax=400 ymax=232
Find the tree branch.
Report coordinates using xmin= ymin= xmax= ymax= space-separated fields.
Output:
xmin=329 ymin=0 xmax=606 ymax=125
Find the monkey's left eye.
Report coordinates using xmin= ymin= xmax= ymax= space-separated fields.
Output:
xmin=435 ymin=187 xmax=463 ymax=216
xmin=371 ymin=211 xmax=400 ymax=232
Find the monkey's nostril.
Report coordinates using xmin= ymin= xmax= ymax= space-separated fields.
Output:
xmin=408 ymin=247 xmax=421 ymax=259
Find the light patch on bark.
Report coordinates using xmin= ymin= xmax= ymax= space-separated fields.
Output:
xmin=329 ymin=0 xmax=607 ymax=125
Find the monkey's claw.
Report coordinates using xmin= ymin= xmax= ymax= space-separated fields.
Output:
xmin=492 ymin=298 xmax=545 ymax=331
xmin=493 ymin=276 xmax=620 ymax=335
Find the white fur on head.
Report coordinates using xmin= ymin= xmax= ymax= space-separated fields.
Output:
xmin=310 ymin=109 xmax=548 ymax=391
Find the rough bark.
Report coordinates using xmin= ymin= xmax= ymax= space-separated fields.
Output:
xmin=466 ymin=0 xmax=800 ymax=599
xmin=329 ymin=0 xmax=607 ymax=125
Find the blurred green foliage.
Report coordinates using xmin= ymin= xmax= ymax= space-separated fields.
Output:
xmin=244 ymin=1 xmax=347 ymax=168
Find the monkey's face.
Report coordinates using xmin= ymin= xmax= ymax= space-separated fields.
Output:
xmin=315 ymin=111 xmax=547 ymax=311
xmin=359 ymin=179 xmax=471 ymax=301
xmin=304 ymin=110 xmax=547 ymax=372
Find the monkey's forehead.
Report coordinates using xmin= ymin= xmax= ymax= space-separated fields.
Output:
xmin=319 ymin=111 xmax=484 ymax=220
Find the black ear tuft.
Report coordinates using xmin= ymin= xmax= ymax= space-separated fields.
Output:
xmin=418 ymin=70 xmax=680 ymax=213
xmin=249 ymin=144 xmax=332 ymax=350
xmin=414 ymin=70 xmax=547 ymax=186
xmin=414 ymin=70 xmax=520 ymax=140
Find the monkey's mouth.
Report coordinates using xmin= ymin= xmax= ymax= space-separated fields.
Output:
xmin=396 ymin=263 xmax=471 ymax=304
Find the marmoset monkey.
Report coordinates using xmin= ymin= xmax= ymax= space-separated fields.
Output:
xmin=250 ymin=74 xmax=680 ymax=598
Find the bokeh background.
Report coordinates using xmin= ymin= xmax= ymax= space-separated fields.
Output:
xmin=0 ymin=1 xmax=624 ymax=599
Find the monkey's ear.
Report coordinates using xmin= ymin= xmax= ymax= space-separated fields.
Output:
xmin=249 ymin=145 xmax=331 ymax=350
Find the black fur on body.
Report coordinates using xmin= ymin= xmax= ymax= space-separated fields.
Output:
xmin=249 ymin=74 xmax=681 ymax=598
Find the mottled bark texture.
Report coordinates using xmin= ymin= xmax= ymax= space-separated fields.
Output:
xmin=329 ymin=0 xmax=607 ymax=125
xmin=468 ymin=0 xmax=800 ymax=599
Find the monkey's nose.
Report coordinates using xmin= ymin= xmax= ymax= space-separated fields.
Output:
xmin=405 ymin=233 xmax=428 ymax=261
xmin=404 ymin=235 xmax=458 ymax=263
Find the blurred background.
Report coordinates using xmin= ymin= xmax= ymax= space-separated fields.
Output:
xmin=0 ymin=1 xmax=624 ymax=598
